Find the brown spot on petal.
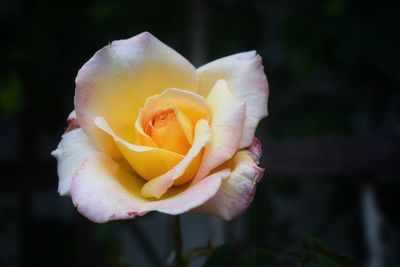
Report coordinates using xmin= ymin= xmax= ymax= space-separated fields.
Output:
xmin=248 ymin=137 xmax=262 ymax=163
xmin=127 ymin=211 xmax=138 ymax=217
xmin=64 ymin=111 xmax=80 ymax=133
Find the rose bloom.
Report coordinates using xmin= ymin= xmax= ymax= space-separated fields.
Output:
xmin=52 ymin=32 xmax=269 ymax=223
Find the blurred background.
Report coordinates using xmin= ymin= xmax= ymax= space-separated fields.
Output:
xmin=1 ymin=0 xmax=399 ymax=266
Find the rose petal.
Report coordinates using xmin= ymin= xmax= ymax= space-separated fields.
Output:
xmin=134 ymin=88 xmax=205 ymax=147
xmin=144 ymin=108 xmax=191 ymax=155
xmin=141 ymin=88 xmax=211 ymax=129
xmin=95 ymin=116 xmax=185 ymax=181
xmin=191 ymin=79 xmax=245 ymax=184
xmin=145 ymin=168 xmax=229 ymax=215
xmin=175 ymin=109 xmax=194 ymax=145
xmin=70 ymin=152 xmax=230 ymax=223
xmin=192 ymin=138 xmax=264 ymax=220
xmin=139 ymin=88 xmax=210 ymax=150
xmin=51 ymin=129 xmax=98 ymax=195
xmin=65 ymin=110 xmax=79 ymax=133
xmin=134 ymin=110 xmax=158 ymax=147
xmin=75 ymin=32 xmax=199 ymax=157
xmin=197 ymin=51 xmax=269 ymax=148
xmin=140 ymin=119 xmax=211 ymax=199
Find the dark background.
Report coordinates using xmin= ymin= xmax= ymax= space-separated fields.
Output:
xmin=1 ymin=0 xmax=399 ymax=266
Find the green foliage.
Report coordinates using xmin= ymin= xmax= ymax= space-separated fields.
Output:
xmin=202 ymin=239 xmax=357 ymax=267
xmin=301 ymin=239 xmax=358 ymax=267
xmin=95 ymin=223 xmax=139 ymax=267
xmin=0 ymin=72 xmax=22 ymax=115
xmin=202 ymin=244 xmax=236 ymax=267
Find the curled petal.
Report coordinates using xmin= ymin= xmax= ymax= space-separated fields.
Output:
xmin=174 ymin=109 xmax=194 ymax=145
xmin=192 ymin=138 xmax=264 ymax=220
xmin=197 ymin=51 xmax=269 ymax=148
xmin=141 ymin=88 xmax=211 ymax=129
xmin=192 ymin=79 xmax=245 ymax=184
xmin=70 ymin=152 xmax=230 ymax=223
xmin=140 ymin=119 xmax=211 ymax=199
xmin=65 ymin=110 xmax=79 ymax=133
xmin=134 ymin=110 xmax=158 ymax=147
xmin=75 ymin=32 xmax=199 ymax=157
xmin=95 ymin=116 xmax=185 ymax=181
xmin=51 ymin=129 xmax=99 ymax=195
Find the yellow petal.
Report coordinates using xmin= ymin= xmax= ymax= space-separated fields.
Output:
xmin=134 ymin=110 xmax=158 ymax=147
xmin=138 ymin=88 xmax=210 ymax=154
xmin=146 ymin=108 xmax=191 ymax=155
xmin=175 ymin=109 xmax=194 ymax=145
xmin=74 ymin=32 xmax=199 ymax=157
xmin=95 ymin=116 xmax=184 ymax=181
xmin=140 ymin=119 xmax=211 ymax=199
xmin=141 ymin=88 xmax=211 ymax=131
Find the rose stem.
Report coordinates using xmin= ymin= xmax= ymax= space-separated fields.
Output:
xmin=174 ymin=215 xmax=184 ymax=267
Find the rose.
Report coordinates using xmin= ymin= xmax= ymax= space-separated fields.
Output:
xmin=52 ymin=32 xmax=269 ymax=223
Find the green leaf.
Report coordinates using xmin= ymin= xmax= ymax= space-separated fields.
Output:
xmin=201 ymin=240 xmax=357 ymax=267
xmin=0 ymin=72 xmax=22 ymax=115
xmin=236 ymin=248 xmax=277 ymax=267
xmin=202 ymin=244 xmax=278 ymax=267
xmin=301 ymin=238 xmax=358 ymax=267
xmin=202 ymin=244 xmax=236 ymax=267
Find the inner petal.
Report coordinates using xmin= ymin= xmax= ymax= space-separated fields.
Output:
xmin=140 ymin=119 xmax=211 ymax=199
xmin=95 ymin=116 xmax=184 ymax=181
xmin=138 ymin=88 xmax=211 ymax=155
xmin=141 ymin=88 xmax=211 ymax=133
xmin=134 ymin=110 xmax=158 ymax=147
xmin=95 ymin=88 xmax=212 ymax=194
xmin=144 ymin=108 xmax=191 ymax=155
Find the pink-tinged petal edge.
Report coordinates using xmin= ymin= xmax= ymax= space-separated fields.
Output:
xmin=51 ymin=128 xmax=99 ymax=196
xmin=191 ymin=79 xmax=246 ymax=184
xmin=74 ymin=32 xmax=199 ymax=158
xmin=70 ymin=152 xmax=230 ymax=223
xmin=197 ymin=51 xmax=269 ymax=149
xmin=191 ymin=138 xmax=264 ymax=220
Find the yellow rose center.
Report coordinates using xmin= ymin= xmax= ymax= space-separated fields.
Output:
xmin=144 ymin=108 xmax=191 ymax=155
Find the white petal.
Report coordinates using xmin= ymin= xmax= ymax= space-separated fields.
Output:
xmin=192 ymin=79 xmax=245 ymax=184
xmin=51 ymin=129 xmax=99 ymax=195
xmin=70 ymin=152 xmax=230 ymax=223
xmin=192 ymin=138 xmax=264 ymax=220
xmin=197 ymin=51 xmax=269 ymax=148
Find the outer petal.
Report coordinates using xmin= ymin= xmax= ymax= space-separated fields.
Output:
xmin=65 ymin=110 xmax=79 ymax=133
xmin=140 ymin=119 xmax=211 ymax=199
xmin=192 ymin=138 xmax=264 ymax=220
xmin=197 ymin=51 xmax=269 ymax=148
xmin=192 ymin=79 xmax=245 ymax=184
xmin=51 ymin=129 xmax=99 ymax=196
xmin=75 ymin=32 xmax=199 ymax=157
xmin=70 ymin=152 xmax=230 ymax=223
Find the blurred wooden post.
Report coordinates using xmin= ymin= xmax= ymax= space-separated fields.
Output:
xmin=190 ymin=0 xmax=207 ymax=67
xmin=362 ymin=184 xmax=384 ymax=267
